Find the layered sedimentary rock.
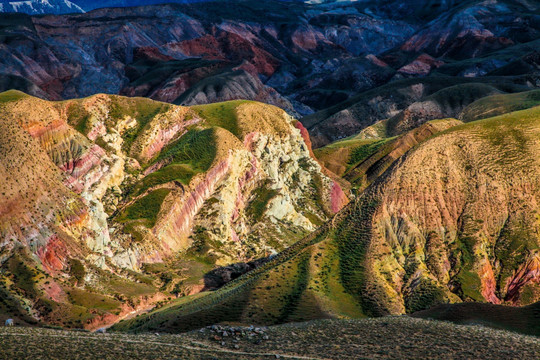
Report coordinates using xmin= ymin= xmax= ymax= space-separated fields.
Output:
xmin=0 ymin=90 xmax=344 ymax=328
xmin=359 ymin=107 xmax=540 ymax=312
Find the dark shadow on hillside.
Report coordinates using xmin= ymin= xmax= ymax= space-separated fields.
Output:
xmin=412 ymin=301 xmax=540 ymax=337
xmin=202 ymin=256 xmax=272 ymax=291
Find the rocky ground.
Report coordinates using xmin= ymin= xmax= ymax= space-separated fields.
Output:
xmin=1 ymin=317 xmax=539 ymax=359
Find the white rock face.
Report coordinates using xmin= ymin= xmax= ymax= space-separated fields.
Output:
xmin=188 ymin=116 xmax=334 ymax=264
xmin=252 ymin=131 xmax=321 ymax=229
xmin=83 ymin=198 xmax=112 ymax=254
xmin=79 ymin=136 xmax=128 ymax=267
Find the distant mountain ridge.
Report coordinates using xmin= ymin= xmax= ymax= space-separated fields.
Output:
xmin=74 ymin=0 xmax=217 ymax=12
xmin=0 ymin=0 xmax=83 ymax=14
xmin=1 ymin=0 xmax=538 ymax=136
xmin=0 ymin=0 xmax=307 ymax=14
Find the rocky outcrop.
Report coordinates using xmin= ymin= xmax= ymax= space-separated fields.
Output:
xmin=397 ymin=54 xmax=444 ymax=77
xmin=202 ymin=257 xmax=271 ymax=290
xmin=176 ymin=106 xmax=343 ymax=265
xmin=155 ymin=155 xmax=235 ymax=256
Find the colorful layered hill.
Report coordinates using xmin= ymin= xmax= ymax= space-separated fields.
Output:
xmin=114 ymin=103 xmax=540 ymax=333
xmin=0 ymin=90 xmax=346 ymax=329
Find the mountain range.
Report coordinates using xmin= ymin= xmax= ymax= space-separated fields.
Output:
xmin=1 ymin=0 xmax=539 ymax=147
xmin=0 ymin=0 xmax=219 ymax=14
xmin=1 ymin=0 xmax=307 ymax=15
xmin=0 ymin=0 xmax=83 ymax=14
xmin=0 ymin=0 xmax=540 ymax=354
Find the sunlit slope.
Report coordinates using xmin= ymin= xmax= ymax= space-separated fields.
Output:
xmin=116 ymin=105 xmax=540 ymax=332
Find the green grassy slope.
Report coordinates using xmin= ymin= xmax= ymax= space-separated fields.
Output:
xmin=461 ymin=89 xmax=540 ymax=122
xmin=115 ymin=105 xmax=540 ymax=334
xmin=190 ymin=101 xmax=249 ymax=137
xmin=315 ymin=119 xmax=462 ymax=192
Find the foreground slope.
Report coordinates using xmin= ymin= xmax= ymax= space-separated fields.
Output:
xmin=0 ymin=90 xmax=345 ymax=328
xmin=414 ymin=301 xmax=540 ymax=337
xmin=5 ymin=317 xmax=540 ymax=359
xmin=116 ymin=105 xmax=540 ymax=332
